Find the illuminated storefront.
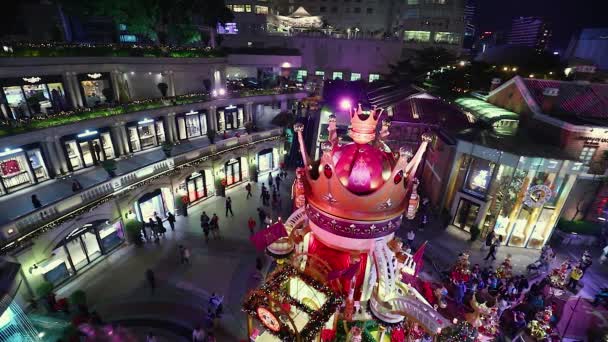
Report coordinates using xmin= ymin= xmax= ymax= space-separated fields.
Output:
xmin=217 ymin=105 xmax=244 ymax=131
xmin=34 ymin=220 xmax=124 ymax=285
xmin=77 ymin=73 xmax=113 ymax=107
xmin=445 ymin=141 xmax=583 ymax=249
xmin=135 ymin=188 xmax=174 ymax=222
xmin=61 ymin=128 xmax=116 ymax=171
xmin=0 ymin=76 xmax=68 ymax=119
xmin=126 ymin=118 xmax=165 ymax=152
xmin=176 ymin=110 xmax=208 ymax=140
xmin=185 ymin=170 xmax=212 ymax=203
xmin=0 ymin=144 xmax=50 ymax=194
xmin=257 ymin=148 xmax=278 ymax=174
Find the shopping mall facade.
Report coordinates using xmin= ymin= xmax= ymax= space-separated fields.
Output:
xmin=0 ymin=52 xmax=306 ymax=306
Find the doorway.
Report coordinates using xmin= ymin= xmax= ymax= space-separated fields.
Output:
xmin=453 ymin=198 xmax=481 ymax=232
xmin=225 ymin=158 xmax=242 ymax=185
xmin=187 ymin=171 xmax=208 ymax=203
xmin=78 ymin=139 xmax=103 ymax=167
xmin=136 ymin=190 xmax=167 ymax=222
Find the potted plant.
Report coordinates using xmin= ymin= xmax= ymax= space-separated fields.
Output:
xmin=157 ymin=82 xmax=169 ymax=97
xmin=207 ymin=129 xmax=216 ymax=144
xmin=124 ymin=219 xmax=144 ymax=246
xmin=162 ymin=142 xmax=173 ymax=158
xmin=101 ymin=160 xmax=117 ymax=178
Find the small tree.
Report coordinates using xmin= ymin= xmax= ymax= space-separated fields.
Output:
xmin=157 ymin=82 xmax=169 ymax=97
xmin=124 ymin=219 xmax=143 ymax=246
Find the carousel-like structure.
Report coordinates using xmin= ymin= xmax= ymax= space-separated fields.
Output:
xmin=244 ymin=104 xmax=450 ymax=341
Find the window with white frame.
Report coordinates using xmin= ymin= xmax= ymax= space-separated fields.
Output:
xmin=232 ymin=5 xmax=245 ymax=12
xmin=350 ymin=73 xmax=361 ymax=81
xmin=332 ymin=72 xmax=343 ymax=80
xmin=579 ymin=146 xmax=596 ymax=166
xmin=369 ymin=74 xmax=380 ymax=82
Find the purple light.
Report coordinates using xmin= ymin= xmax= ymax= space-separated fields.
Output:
xmin=339 ymin=98 xmax=352 ymax=110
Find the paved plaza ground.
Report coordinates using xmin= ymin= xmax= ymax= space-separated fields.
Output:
xmin=47 ymin=171 xmax=608 ymax=341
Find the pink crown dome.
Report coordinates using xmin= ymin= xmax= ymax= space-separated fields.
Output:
xmin=334 ymin=143 xmax=394 ymax=195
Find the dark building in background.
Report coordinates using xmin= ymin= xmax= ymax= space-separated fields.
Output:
xmin=463 ymin=0 xmax=476 ymax=50
xmin=564 ymin=28 xmax=608 ymax=71
xmin=507 ymin=17 xmax=551 ymax=53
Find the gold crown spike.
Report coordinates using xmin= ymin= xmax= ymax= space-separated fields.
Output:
xmin=349 ymin=104 xmax=384 ymax=144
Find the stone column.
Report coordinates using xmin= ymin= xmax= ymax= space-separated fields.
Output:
xmin=71 ymin=72 xmax=84 ymax=107
xmin=118 ymin=122 xmax=130 ymax=154
xmin=165 ymin=112 xmax=178 ymax=143
xmin=166 ymin=70 xmax=176 ymax=97
xmin=53 ymin=137 xmax=69 ymax=174
xmin=62 ymin=72 xmax=79 ymax=108
xmin=42 ymin=137 xmax=62 ymax=177
xmin=111 ymin=123 xmax=126 ymax=156
xmin=245 ymin=102 xmax=254 ymax=124
xmin=111 ymin=70 xmax=121 ymax=103
xmin=208 ymin=106 xmax=217 ymax=132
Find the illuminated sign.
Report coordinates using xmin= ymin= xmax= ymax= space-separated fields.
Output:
xmin=524 ymin=184 xmax=552 ymax=208
xmin=77 ymin=130 xmax=98 ymax=138
xmin=137 ymin=118 xmax=154 ymax=125
xmin=0 ymin=148 xmax=23 ymax=157
xmin=471 ymin=170 xmax=489 ymax=189
xmin=186 ymin=110 xmax=199 ymax=116
xmin=22 ymin=77 xmax=41 ymax=83
xmin=87 ymin=73 xmax=103 ymax=79
xmin=225 ymin=105 xmax=236 ymax=110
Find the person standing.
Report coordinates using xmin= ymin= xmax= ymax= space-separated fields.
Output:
xmin=268 ymin=172 xmax=273 ymax=188
xmin=31 ymin=195 xmax=42 ymax=209
xmin=201 ymin=211 xmax=210 ymax=243
xmin=483 ymin=230 xmax=496 ymax=251
xmin=211 ymin=213 xmax=220 ymax=239
xmin=567 ymin=264 xmax=583 ymax=292
xmin=225 ymin=196 xmax=234 ymax=217
xmin=154 ymin=212 xmax=166 ymax=237
xmin=145 ymin=269 xmax=156 ymax=294
xmin=93 ymin=142 xmax=102 ymax=162
xmin=148 ymin=218 xmax=159 ymax=243
xmin=258 ymin=208 xmax=266 ymax=228
xmin=246 ymin=182 xmax=253 ymax=199
xmin=484 ymin=235 xmax=502 ymax=261
xmin=407 ymin=230 xmax=415 ymax=248
xmin=248 ymin=217 xmax=256 ymax=235
xmin=71 ymin=179 xmax=83 ymax=192
xmin=167 ymin=212 xmax=176 ymax=231
xmin=275 ymin=174 xmax=281 ymax=189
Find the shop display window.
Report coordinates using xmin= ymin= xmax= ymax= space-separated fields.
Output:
xmin=225 ymin=158 xmax=243 ymax=185
xmin=463 ymin=158 xmax=495 ymax=196
xmin=138 ymin=123 xmax=157 ymax=149
xmin=65 ymin=140 xmax=83 ymax=170
xmin=81 ymin=80 xmax=110 ymax=107
xmin=65 ymin=238 xmax=88 ymax=271
xmin=99 ymin=221 xmax=124 ymax=252
xmin=3 ymin=86 xmax=29 ymax=118
xmin=100 ymin=133 xmax=115 ymax=159
xmin=137 ymin=190 xmax=167 ymax=222
xmin=26 ymin=149 xmax=49 ymax=181
xmin=156 ymin=121 xmax=165 ymax=144
xmin=187 ymin=171 xmax=208 ymax=203
xmin=128 ymin=127 xmax=142 ymax=152
xmin=47 ymin=83 xmax=68 ymax=112
xmin=22 ymin=84 xmax=52 ymax=115
xmin=177 ymin=112 xmax=207 ymax=139
xmin=40 ymin=249 xmax=72 ymax=285
xmin=258 ymin=149 xmax=274 ymax=173
xmin=0 ymin=153 xmax=33 ymax=191
xmin=186 ymin=115 xmax=202 ymax=137
xmin=217 ymin=110 xmax=226 ymax=131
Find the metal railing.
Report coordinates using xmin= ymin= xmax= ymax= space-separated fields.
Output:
xmin=0 ymin=128 xmax=284 ymax=249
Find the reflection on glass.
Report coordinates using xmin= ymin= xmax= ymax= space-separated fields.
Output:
xmin=453 ymin=199 xmax=480 ymax=232
xmin=27 ymin=149 xmax=49 ymax=181
xmin=79 ymin=141 xmax=95 ymax=167
xmin=156 ymin=121 xmax=165 ymax=143
xmin=42 ymin=248 xmax=72 ymax=285
xmin=65 ymin=238 xmax=88 ymax=271
xmin=528 ymin=208 xmax=554 ymax=249
xmin=48 ymin=83 xmax=67 ymax=112
xmin=65 ymin=140 xmax=83 ymax=170
xmin=128 ymin=127 xmax=141 ymax=152
xmin=99 ymin=221 xmax=124 ymax=251
xmin=101 ymin=133 xmax=115 ymax=159
xmin=22 ymin=84 xmax=51 ymax=115
xmin=464 ymin=158 xmax=496 ymax=196
xmin=82 ymin=231 xmax=101 ymax=262
xmin=81 ymin=80 xmax=110 ymax=106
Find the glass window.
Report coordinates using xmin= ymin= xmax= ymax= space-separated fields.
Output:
xmin=217 ymin=110 xmax=226 ymax=131
xmin=47 ymin=83 xmax=68 ymax=112
xmin=255 ymin=5 xmax=269 ymax=14
xmin=186 ymin=114 xmax=202 ymax=137
xmin=0 ymin=152 xmax=34 ymax=190
xmin=27 ymin=149 xmax=49 ymax=181
xmin=332 ymin=72 xmax=343 ymax=80
xmin=434 ymin=32 xmax=460 ymax=44
xmin=22 ymin=84 xmax=52 ymax=115
xmin=156 ymin=121 xmax=165 ymax=143
xmin=128 ymin=127 xmax=141 ymax=152
xmin=350 ymin=73 xmax=361 ymax=81
xmin=238 ymin=107 xmax=244 ymax=128
xmin=138 ymin=123 xmax=158 ymax=149
xmin=99 ymin=221 xmax=124 ymax=252
xmin=258 ymin=150 xmax=274 ymax=172
xmin=404 ymin=30 xmax=431 ymax=42
xmin=245 ymin=4 xmax=252 ymax=12
xmin=296 ymin=70 xmax=308 ymax=82
xmin=65 ymin=140 xmax=83 ymax=170
xmin=3 ymin=86 xmax=29 ymax=118
xmin=41 ymin=248 xmax=72 ymax=285
xmin=65 ymin=238 xmax=88 ymax=271
xmin=579 ymin=146 xmax=596 ymax=166
xmin=233 ymin=4 xmax=245 ymax=12
xmin=120 ymin=34 xmax=137 ymax=43
xmin=463 ymin=158 xmax=496 ymax=196
xmin=369 ymin=74 xmax=380 ymax=82
xmin=81 ymin=80 xmax=110 ymax=107
xmin=315 ymin=71 xmax=325 ymax=79
xmin=100 ymin=132 xmax=115 ymax=159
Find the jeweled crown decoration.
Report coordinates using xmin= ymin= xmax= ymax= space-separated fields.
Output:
xmin=349 ymin=104 xmax=384 ymax=144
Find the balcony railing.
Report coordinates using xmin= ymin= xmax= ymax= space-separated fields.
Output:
xmin=0 ymin=87 xmax=302 ymax=137
xmin=0 ymin=127 xmax=284 ymax=251
xmin=0 ymin=43 xmax=226 ymax=58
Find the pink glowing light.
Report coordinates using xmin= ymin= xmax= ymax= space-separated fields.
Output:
xmin=339 ymin=98 xmax=352 ymax=110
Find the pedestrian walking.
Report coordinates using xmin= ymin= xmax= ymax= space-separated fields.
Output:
xmin=145 ymin=269 xmax=156 ymax=294
xmin=406 ymin=230 xmax=415 ymax=248
xmin=148 ymin=218 xmax=159 ymax=243
xmin=192 ymin=325 xmax=206 ymax=342
xmin=248 ymin=217 xmax=256 ymax=234
xmin=93 ymin=142 xmax=102 ymax=162
xmin=268 ymin=172 xmax=273 ymax=187
xmin=275 ymin=174 xmax=281 ymax=189
xmin=167 ymin=212 xmax=176 ymax=231
xmin=201 ymin=212 xmax=210 ymax=242
xmin=154 ymin=212 xmax=166 ymax=237
xmin=567 ymin=264 xmax=583 ymax=292
xmin=211 ymin=213 xmax=220 ymax=239
xmin=245 ymin=182 xmax=252 ymax=199
xmin=258 ymin=208 xmax=266 ymax=228
xmin=483 ymin=230 xmax=496 ymax=251
xmin=31 ymin=195 xmax=42 ymax=209
xmin=225 ymin=196 xmax=234 ymax=217
xmin=71 ymin=179 xmax=83 ymax=192
xmin=484 ymin=235 xmax=502 ymax=261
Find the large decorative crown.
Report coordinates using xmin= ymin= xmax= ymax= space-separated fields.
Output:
xmin=349 ymin=104 xmax=384 ymax=144
xmin=293 ymin=111 xmax=432 ymax=240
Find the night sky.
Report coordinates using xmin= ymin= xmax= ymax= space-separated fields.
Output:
xmin=475 ymin=0 xmax=605 ymax=50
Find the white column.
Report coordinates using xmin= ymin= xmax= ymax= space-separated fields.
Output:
xmin=53 ymin=137 xmax=69 ymax=174
xmin=245 ymin=102 xmax=254 ymax=124
xmin=70 ymin=72 xmax=84 ymax=107
xmin=62 ymin=72 xmax=78 ymax=108
xmin=111 ymin=124 xmax=126 ymax=156
xmin=208 ymin=106 xmax=217 ymax=132
xmin=167 ymin=70 xmax=176 ymax=97
xmin=118 ymin=122 xmax=130 ymax=154
xmin=43 ymin=137 xmax=62 ymax=176
xmin=111 ymin=70 xmax=121 ymax=103
xmin=165 ymin=112 xmax=177 ymax=143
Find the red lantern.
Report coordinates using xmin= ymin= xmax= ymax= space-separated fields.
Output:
xmin=220 ymin=178 xmax=228 ymax=187
xmin=181 ymin=195 xmax=189 ymax=204
xmin=321 ymin=329 xmax=336 ymax=341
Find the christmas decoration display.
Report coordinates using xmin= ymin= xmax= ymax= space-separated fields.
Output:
xmin=437 ymin=321 xmax=478 ymax=342
xmin=450 ymin=253 xmax=471 ymax=284
xmin=496 ymin=254 xmax=513 ymax=279
xmin=244 ymin=103 xmax=448 ymax=341
xmin=526 ymin=306 xmax=559 ymax=341
xmin=549 ymin=259 xmax=572 ymax=288
xmin=0 ymin=159 xmax=21 ymax=175
xmin=465 ymin=293 xmax=498 ymax=337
